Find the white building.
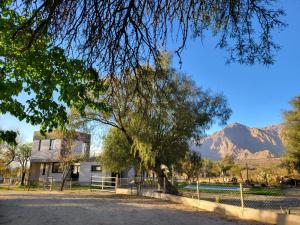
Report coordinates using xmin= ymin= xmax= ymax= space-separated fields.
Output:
xmin=29 ymin=130 xmax=111 ymax=185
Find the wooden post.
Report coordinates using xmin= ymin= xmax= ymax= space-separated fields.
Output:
xmin=102 ymin=177 xmax=104 ymax=190
xmin=90 ymin=174 xmax=92 ymax=192
xmin=196 ymin=181 xmax=200 ymax=200
xmin=163 ymin=177 xmax=166 ymax=193
xmin=27 ymin=163 xmax=32 ymax=191
xmin=69 ymin=178 xmax=72 ymax=190
xmin=50 ymin=177 xmax=53 ymax=191
xmin=7 ymin=178 xmax=11 ymax=190
xmin=240 ymin=183 xmax=244 ymax=208
xmin=158 ymin=180 xmax=161 ymax=191
xmin=115 ymin=176 xmax=118 ymax=192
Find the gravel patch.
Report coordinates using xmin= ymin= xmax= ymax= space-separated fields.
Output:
xmin=0 ymin=191 xmax=266 ymax=225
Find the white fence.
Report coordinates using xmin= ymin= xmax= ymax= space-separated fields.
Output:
xmin=90 ymin=176 xmax=117 ymax=192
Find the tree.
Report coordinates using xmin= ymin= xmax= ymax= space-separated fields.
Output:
xmin=281 ymin=96 xmax=300 ymax=173
xmin=10 ymin=0 xmax=286 ymax=74
xmin=202 ymin=158 xmax=215 ymax=183
xmin=100 ymin=128 xmax=137 ymax=173
xmin=180 ymin=151 xmax=202 ymax=182
xmin=229 ymin=164 xmax=243 ymax=182
xmin=58 ymin=131 xmax=86 ymax=191
xmin=15 ymin=143 xmax=32 ymax=185
xmin=0 ymin=142 xmax=16 ymax=176
xmin=77 ymin=57 xmax=231 ymax=194
xmin=216 ymin=155 xmax=234 ymax=182
xmin=0 ymin=2 xmax=107 ymax=144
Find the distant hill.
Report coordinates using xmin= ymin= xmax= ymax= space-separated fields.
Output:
xmin=191 ymin=123 xmax=284 ymax=160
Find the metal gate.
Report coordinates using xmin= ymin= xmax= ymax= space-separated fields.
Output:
xmin=90 ymin=176 xmax=117 ymax=192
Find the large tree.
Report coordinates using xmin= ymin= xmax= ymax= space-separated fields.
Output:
xmin=78 ymin=58 xmax=231 ymax=194
xmin=281 ymin=96 xmax=300 ymax=173
xmin=10 ymin=0 xmax=285 ymax=75
xmin=0 ymin=2 xmax=107 ymax=143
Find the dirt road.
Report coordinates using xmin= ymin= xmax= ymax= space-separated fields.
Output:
xmin=0 ymin=191 xmax=264 ymax=225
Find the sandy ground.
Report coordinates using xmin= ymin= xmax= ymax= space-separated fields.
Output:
xmin=0 ymin=191 xmax=266 ymax=225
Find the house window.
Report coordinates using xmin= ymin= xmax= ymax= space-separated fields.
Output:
xmin=52 ymin=162 xmax=63 ymax=173
xmin=49 ymin=139 xmax=55 ymax=150
xmin=91 ymin=165 xmax=101 ymax=172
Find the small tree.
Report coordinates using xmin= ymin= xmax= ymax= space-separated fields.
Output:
xmin=0 ymin=142 xmax=16 ymax=176
xmin=229 ymin=164 xmax=243 ymax=183
xmin=59 ymin=131 xmax=86 ymax=191
xmin=217 ymin=155 xmax=234 ymax=182
xmin=202 ymin=158 xmax=215 ymax=183
xmin=15 ymin=143 xmax=32 ymax=185
xmin=281 ymin=96 xmax=300 ymax=173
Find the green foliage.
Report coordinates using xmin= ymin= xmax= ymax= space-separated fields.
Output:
xmin=100 ymin=128 xmax=135 ymax=173
xmin=216 ymin=155 xmax=234 ymax=176
xmin=0 ymin=130 xmax=17 ymax=145
xmin=81 ymin=55 xmax=231 ymax=194
xmin=0 ymin=1 xmax=107 ymax=143
xmin=123 ymin=60 xmax=231 ymax=170
xmin=281 ymin=96 xmax=300 ymax=172
xmin=0 ymin=142 xmax=16 ymax=168
xmin=179 ymin=151 xmax=202 ymax=181
xmin=202 ymin=158 xmax=216 ymax=177
xmin=15 ymin=143 xmax=31 ymax=170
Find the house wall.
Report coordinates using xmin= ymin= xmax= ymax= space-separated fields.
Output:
xmin=79 ymin=162 xmax=111 ymax=184
xmin=31 ymin=139 xmax=62 ymax=162
xmin=29 ymin=163 xmax=41 ymax=180
xmin=31 ymin=130 xmax=91 ymax=162
xmin=37 ymin=162 xmax=63 ymax=181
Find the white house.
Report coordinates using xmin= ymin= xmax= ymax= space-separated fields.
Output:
xmin=29 ymin=130 xmax=111 ymax=185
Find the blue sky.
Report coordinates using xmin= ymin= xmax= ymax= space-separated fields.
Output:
xmin=1 ymin=1 xmax=299 ymax=145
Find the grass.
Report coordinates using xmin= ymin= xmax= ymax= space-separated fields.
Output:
xmin=177 ymin=183 xmax=284 ymax=196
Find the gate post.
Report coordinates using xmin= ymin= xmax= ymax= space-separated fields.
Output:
xmin=240 ymin=183 xmax=244 ymax=208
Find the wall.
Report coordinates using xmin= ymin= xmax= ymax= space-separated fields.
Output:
xmin=79 ymin=161 xmax=111 ymax=184
xmin=31 ymin=139 xmax=62 ymax=162
xmin=116 ymin=188 xmax=300 ymax=225
xmin=31 ymin=130 xmax=91 ymax=162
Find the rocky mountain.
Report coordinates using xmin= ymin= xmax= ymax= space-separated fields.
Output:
xmin=191 ymin=123 xmax=284 ymax=160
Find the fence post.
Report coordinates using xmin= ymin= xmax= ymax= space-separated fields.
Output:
xmin=90 ymin=174 xmax=92 ymax=192
xmin=101 ymin=177 xmax=104 ymax=190
xmin=197 ymin=181 xmax=200 ymax=200
xmin=7 ymin=178 xmax=11 ymax=190
xmin=116 ymin=176 xmax=118 ymax=189
xmin=69 ymin=178 xmax=72 ymax=190
xmin=163 ymin=177 xmax=166 ymax=193
xmin=240 ymin=183 xmax=244 ymax=208
xmin=50 ymin=177 xmax=53 ymax=191
xmin=158 ymin=180 xmax=161 ymax=192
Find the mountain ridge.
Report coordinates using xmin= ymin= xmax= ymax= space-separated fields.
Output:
xmin=192 ymin=123 xmax=283 ymax=160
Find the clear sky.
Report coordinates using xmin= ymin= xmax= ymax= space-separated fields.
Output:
xmin=1 ymin=0 xmax=299 ymax=146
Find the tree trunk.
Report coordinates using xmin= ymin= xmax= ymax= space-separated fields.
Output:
xmin=152 ymin=165 xmax=178 ymax=195
xmin=60 ymin=165 xmax=71 ymax=191
xmin=21 ymin=171 xmax=26 ymax=186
